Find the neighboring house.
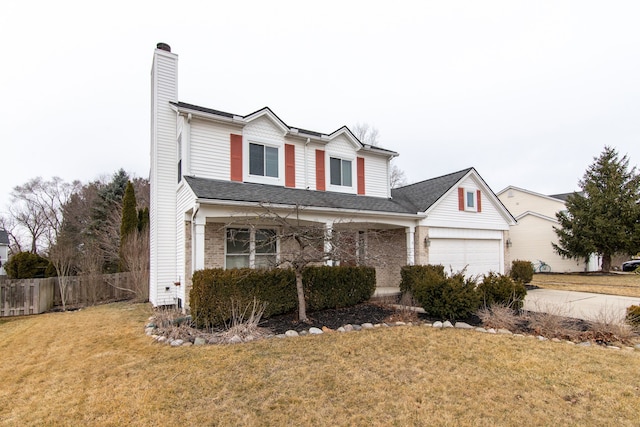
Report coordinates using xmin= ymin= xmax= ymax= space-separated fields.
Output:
xmin=0 ymin=229 xmax=8 ymax=276
xmin=149 ymin=43 xmax=515 ymax=308
xmin=497 ymin=186 xmax=598 ymax=272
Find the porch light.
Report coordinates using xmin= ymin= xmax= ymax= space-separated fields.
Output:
xmin=506 ymin=238 xmax=512 ymax=247
xmin=424 ymin=238 xmax=431 ymax=248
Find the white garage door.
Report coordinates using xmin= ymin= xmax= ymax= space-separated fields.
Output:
xmin=429 ymin=239 xmax=501 ymax=277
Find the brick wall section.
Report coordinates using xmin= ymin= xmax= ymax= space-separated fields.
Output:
xmin=414 ymin=226 xmax=429 ymax=265
xmin=366 ymin=228 xmax=407 ymax=288
xmin=204 ymin=222 xmax=226 ymax=269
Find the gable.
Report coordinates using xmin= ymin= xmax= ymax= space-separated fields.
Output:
xmin=498 ymin=186 xmax=566 ymax=218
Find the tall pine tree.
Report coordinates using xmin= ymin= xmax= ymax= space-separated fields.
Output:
xmin=120 ymin=181 xmax=138 ymax=271
xmin=554 ymin=146 xmax=640 ymax=272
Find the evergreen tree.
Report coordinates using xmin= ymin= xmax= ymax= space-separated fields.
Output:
xmin=120 ymin=181 xmax=138 ymax=271
xmin=553 ymin=146 xmax=640 ymax=272
xmin=137 ymin=207 xmax=149 ymax=232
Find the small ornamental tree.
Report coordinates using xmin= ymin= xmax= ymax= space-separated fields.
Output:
xmin=553 ymin=147 xmax=640 ymax=272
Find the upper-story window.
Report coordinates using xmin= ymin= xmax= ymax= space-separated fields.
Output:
xmin=330 ymin=157 xmax=352 ymax=187
xmin=466 ymin=190 xmax=476 ymax=211
xmin=249 ymin=143 xmax=278 ymax=178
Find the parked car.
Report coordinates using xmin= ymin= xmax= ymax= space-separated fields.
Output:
xmin=621 ymin=259 xmax=640 ymax=272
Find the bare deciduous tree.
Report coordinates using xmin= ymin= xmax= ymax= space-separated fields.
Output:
xmin=352 ymin=122 xmax=408 ymax=189
xmin=118 ymin=230 xmax=150 ymax=301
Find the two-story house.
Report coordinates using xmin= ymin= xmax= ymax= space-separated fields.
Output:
xmin=149 ymin=43 xmax=516 ymax=308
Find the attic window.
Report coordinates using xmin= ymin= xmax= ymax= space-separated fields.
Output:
xmin=466 ymin=190 xmax=476 ymax=210
xmin=330 ymin=157 xmax=352 ymax=187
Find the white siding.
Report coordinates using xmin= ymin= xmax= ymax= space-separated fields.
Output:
xmin=243 ymin=117 xmax=286 ymax=185
xmin=189 ymin=118 xmax=239 ymax=181
xmin=175 ymin=183 xmax=196 ymax=304
xmin=150 ymin=48 xmax=179 ymax=306
xmin=509 ymin=214 xmax=587 ymax=272
xmin=499 ymin=188 xmax=565 ymax=218
xmin=361 ymin=153 xmax=389 ymax=198
xmin=425 ymin=176 xmax=510 ymax=231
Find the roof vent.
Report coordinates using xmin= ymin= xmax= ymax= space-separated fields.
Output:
xmin=156 ymin=43 xmax=171 ymax=52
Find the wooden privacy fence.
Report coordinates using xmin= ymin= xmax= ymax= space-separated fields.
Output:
xmin=0 ymin=272 xmax=147 ymax=317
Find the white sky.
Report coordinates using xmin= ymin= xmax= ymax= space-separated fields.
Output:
xmin=1 ymin=0 xmax=639 ymax=213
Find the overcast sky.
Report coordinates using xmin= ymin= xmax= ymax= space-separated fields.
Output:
xmin=1 ymin=0 xmax=639 ymax=214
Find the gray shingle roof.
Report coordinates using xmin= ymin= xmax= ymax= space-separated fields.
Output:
xmin=548 ymin=192 xmax=582 ymax=201
xmin=391 ymin=168 xmax=473 ymax=212
xmin=184 ymin=176 xmax=419 ymax=215
xmin=0 ymin=229 xmax=9 ymax=245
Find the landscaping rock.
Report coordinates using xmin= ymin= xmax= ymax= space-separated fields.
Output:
xmin=322 ymin=326 xmax=333 ymax=333
xmin=171 ymin=339 xmax=184 ymax=347
xmin=442 ymin=321 xmax=454 ymax=328
xmin=432 ymin=321 xmax=443 ymax=328
xmin=337 ymin=327 xmax=346 ymax=333
xmin=194 ymin=337 xmax=206 ymax=346
xmin=487 ymin=328 xmax=496 ymax=334
xmin=394 ymin=321 xmax=406 ymax=326
xmin=352 ymin=324 xmax=362 ymax=331
xmin=275 ymin=334 xmax=286 ymax=339
xmin=551 ymin=338 xmax=561 ymax=343
xmin=454 ymin=322 xmax=473 ymax=329
xmin=228 ymin=335 xmax=242 ymax=344
xmin=343 ymin=324 xmax=354 ymax=332
xmin=285 ymin=330 xmax=299 ymax=338
xmin=361 ymin=323 xmax=374 ymax=329
xmin=309 ymin=327 xmax=323 ymax=335
xmin=497 ymin=329 xmax=512 ymax=335
xmin=537 ymin=336 xmax=547 ymax=341
xmin=475 ymin=327 xmax=487 ymax=333
xmin=182 ymin=342 xmax=193 ymax=347
xmin=577 ymin=341 xmax=591 ymax=347
xmin=299 ymin=330 xmax=308 ymax=336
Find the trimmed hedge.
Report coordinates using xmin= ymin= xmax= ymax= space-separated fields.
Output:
xmin=509 ymin=259 xmax=534 ymax=284
xmin=400 ymin=264 xmax=445 ymax=295
xmin=403 ymin=265 xmax=480 ymax=320
xmin=190 ymin=268 xmax=297 ymax=329
xmin=477 ymin=272 xmax=527 ymax=310
xmin=303 ymin=265 xmax=376 ymax=311
xmin=190 ymin=265 xmax=376 ymax=329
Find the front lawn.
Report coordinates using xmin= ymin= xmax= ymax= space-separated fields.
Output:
xmin=1 ymin=302 xmax=639 ymax=426
xmin=531 ymin=273 xmax=640 ymax=297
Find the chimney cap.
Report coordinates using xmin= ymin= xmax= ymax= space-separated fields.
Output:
xmin=156 ymin=42 xmax=171 ymax=52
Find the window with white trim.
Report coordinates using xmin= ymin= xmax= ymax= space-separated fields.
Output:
xmin=226 ymin=228 xmax=277 ymax=269
xmin=249 ymin=143 xmax=278 ymax=178
xmin=465 ymin=190 xmax=477 ymax=211
xmin=330 ymin=157 xmax=352 ymax=187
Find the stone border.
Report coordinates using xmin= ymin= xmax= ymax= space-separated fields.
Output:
xmin=144 ymin=317 xmax=640 ymax=351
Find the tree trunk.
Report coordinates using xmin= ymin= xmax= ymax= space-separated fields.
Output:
xmin=601 ymin=253 xmax=612 ymax=273
xmin=295 ymin=270 xmax=307 ymax=322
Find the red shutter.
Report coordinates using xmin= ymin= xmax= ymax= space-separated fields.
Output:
xmin=285 ymin=144 xmax=295 ymax=188
xmin=315 ymin=149 xmax=325 ymax=191
xmin=458 ymin=188 xmax=465 ymax=211
xmin=357 ymin=157 xmax=365 ymax=195
xmin=230 ymin=134 xmax=243 ymax=182
xmin=477 ymin=190 xmax=482 ymax=212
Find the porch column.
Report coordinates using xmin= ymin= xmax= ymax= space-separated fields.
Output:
xmin=406 ymin=226 xmax=415 ymax=266
xmin=324 ymin=221 xmax=333 ymax=266
xmin=193 ymin=216 xmax=206 ymax=272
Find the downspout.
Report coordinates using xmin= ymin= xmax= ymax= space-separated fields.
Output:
xmin=304 ymin=138 xmax=310 ymax=189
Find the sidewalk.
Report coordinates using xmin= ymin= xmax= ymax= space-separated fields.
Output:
xmin=523 ymin=288 xmax=640 ymax=321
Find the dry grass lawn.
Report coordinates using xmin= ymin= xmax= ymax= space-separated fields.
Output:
xmin=1 ymin=302 xmax=639 ymax=426
xmin=531 ymin=273 xmax=640 ymax=297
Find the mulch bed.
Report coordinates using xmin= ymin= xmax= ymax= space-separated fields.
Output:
xmin=259 ymin=303 xmax=481 ymax=335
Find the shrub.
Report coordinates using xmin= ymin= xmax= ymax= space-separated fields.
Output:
xmin=190 ymin=268 xmax=297 ymax=329
xmin=477 ymin=272 xmax=527 ymax=310
xmin=626 ymin=305 xmax=640 ymax=327
xmin=4 ymin=252 xmax=54 ymax=279
xmin=411 ymin=267 xmax=481 ymax=320
xmin=303 ymin=265 xmax=376 ymax=311
xmin=399 ymin=264 xmax=445 ymax=295
xmin=509 ymin=260 xmax=534 ymax=284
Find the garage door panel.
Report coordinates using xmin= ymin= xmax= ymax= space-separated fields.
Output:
xmin=429 ymin=239 xmax=500 ymax=277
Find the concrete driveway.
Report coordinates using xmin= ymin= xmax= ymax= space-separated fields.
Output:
xmin=523 ymin=289 xmax=640 ymax=322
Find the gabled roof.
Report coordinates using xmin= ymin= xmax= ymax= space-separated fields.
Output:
xmin=391 ymin=168 xmax=473 ymax=212
xmin=514 ymin=211 xmax=558 ymax=222
xmin=0 ymin=229 xmax=9 ymax=245
xmin=183 ymin=176 xmax=420 ymax=216
xmin=548 ymin=192 xmax=582 ymax=202
xmin=497 ymin=185 xmax=579 ymax=203
xmin=170 ymin=101 xmax=399 ymax=157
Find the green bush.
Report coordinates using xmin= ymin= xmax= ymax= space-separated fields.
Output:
xmin=190 ymin=268 xmax=297 ymax=329
xmin=303 ymin=265 xmax=376 ymax=311
xmin=410 ymin=266 xmax=481 ymax=320
xmin=4 ymin=252 xmax=54 ymax=279
xmin=400 ymin=264 xmax=445 ymax=295
xmin=626 ymin=305 xmax=640 ymax=327
xmin=477 ymin=272 xmax=527 ymax=310
xmin=509 ymin=260 xmax=534 ymax=284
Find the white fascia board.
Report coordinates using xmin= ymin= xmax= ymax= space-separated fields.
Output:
xmin=515 ymin=211 xmax=558 ymax=223
xmin=194 ymin=197 xmax=425 ymax=221
xmin=172 ymin=104 xmax=246 ymax=126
